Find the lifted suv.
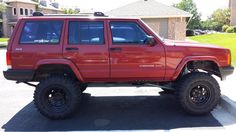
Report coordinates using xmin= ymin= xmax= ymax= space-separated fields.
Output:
xmin=3 ymin=13 xmax=234 ymax=119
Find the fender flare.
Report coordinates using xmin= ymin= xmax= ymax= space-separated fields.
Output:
xmin=171 ymin=56 xmax=220 ymax=80
xmin=35 ymin=59 xmax=84 ymax=82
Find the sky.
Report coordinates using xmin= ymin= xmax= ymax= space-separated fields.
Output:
xmin=56 ymin=0 xmax=229 ymax=20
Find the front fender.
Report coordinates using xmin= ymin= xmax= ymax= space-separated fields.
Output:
xmin=171 ymin=56 xmax=220 ymax=80
xmin=35 ymin=59 xmax=84 ymax=82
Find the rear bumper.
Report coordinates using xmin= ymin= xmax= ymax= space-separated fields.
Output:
xmin=220 ymin=66 xmax=234 ymax=80
xmin=3 ymin=69 xmax=34 ymax=81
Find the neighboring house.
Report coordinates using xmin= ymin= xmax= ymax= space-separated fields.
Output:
xmin=106 ymin=0 xmax=192 ymax=40
xmin=230 ymin=0 xmax=236 ymax=25
xmin=1 ymin=0 xmax=63 ymax=37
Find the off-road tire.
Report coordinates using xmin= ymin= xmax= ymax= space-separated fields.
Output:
xmin=79 ymin=83 xmax=88 ymax=92
xmin=34 ymin=76 xmax=82 ymax=119
xmin=177 ymin=72 xmax=220 ymax=115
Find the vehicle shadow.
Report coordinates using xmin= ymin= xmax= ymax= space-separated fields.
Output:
xmin=2 ymin=91 xmax=221 ymax=131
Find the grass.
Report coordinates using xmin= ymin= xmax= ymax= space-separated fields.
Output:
xmin=0 ymin=38 xmax=8 ymax=48
xmin=188 ymin=33 xmax=236 ymax=66
xmin=0 ymin=38 xmax=8 ymax=42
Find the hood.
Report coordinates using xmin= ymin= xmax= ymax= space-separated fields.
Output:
xmin=164 ymin=39 xmax=225 ymax=49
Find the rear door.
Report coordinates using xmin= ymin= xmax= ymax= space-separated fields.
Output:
xmin=63 ymin=19 xmax=109 ymax=81
xmin=108 ymin=20 xmax=165 ymax=81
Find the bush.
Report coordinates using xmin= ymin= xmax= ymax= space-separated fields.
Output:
xmin=222 ymin=25 xmax=229 ymax=32
xmin=233 ymin=26 xmax=236 ymax=33
xmin=226 ymin=26 xmax=234 ymax=33
xmin=186 ymin=29 xmax=195 ymax=36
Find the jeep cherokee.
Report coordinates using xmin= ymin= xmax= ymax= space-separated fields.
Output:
xmin=3 ymin=13 xmax=234 ymax=119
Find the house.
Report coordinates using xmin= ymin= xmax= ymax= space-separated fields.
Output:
xmin=1 ymin=0 xmax=63 ymax=37
xmin=230 ymin=0 xmax=236 ymax=25
xmin=106 ymin=0 xmax=192 ymax=40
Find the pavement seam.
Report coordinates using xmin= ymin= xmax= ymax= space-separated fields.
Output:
xmin=220 ymin=95 xmax=236 ymax=118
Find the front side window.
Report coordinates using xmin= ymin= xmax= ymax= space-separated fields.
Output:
xmin=68 ymin=21 xmax=104 ymax=45
xmin=110 ymin=22 xmax=148 ymax=44
xmin=20 ymin=21 xmax=63 ymax=44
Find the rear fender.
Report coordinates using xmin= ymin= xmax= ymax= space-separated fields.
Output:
xmin=35 ymin=59 xmax=84 ymax=82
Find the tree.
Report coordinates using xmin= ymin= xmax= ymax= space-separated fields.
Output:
xmin=210 ymin=8 xmax=230 ymax=31
xmin=0 ymin=3 xmax=6 ymax=13
xmin=62 ymin=8 xmax=80 ymax=14
xmin=31 ymin=0 xmax=39 ymax=2
xmin=201 ymin=8 xmax=230 ymax=31
xmin=173 ymin=0 xmax=201 ymax=29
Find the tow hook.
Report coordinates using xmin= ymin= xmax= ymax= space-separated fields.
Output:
xmin=16 ymin=81 xmax=37 ymax=87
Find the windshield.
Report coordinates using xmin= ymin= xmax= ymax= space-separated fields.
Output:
xmin=139 ymin=19 xmax=165 ymax=42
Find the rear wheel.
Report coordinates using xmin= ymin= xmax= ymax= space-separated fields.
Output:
xmin=177 ymin=72 xmax=220 ymax=115
xmin=34 ymin=76 xmax=81 ymax=119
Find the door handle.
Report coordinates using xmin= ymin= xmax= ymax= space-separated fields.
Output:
xmin=66 ymin=47 xmax=79 ymax=51
xmin=110 ymin=47 xmax=122 ymax=52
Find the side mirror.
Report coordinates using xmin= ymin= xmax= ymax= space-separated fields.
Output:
xmin=144 ymin=36 xmax=156 ymax=46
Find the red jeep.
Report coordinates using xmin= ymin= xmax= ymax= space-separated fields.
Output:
xmin=3 ymin=12 xmax=234 ymax=119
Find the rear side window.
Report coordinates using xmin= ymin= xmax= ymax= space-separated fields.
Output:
xmin=20 ymin=21 xmax=63 ymax=44
xmin=68 ymin=21 xmax=104 ymax=45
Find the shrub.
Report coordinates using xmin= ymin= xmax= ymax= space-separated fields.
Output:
xmin=186 ymin=29 xmax=195 ymax=36
xmin=226 ymin=26 xmax=234 ymax=33
xmin=222 ymin=25 xmax=229 ymax=32
xmin=233 ymin=26 xmax=236 ymax=33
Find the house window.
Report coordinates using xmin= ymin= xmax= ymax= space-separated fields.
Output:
xmin=20 ymin=8 xmax=24 ymax=15
xmin=25 ymin=9 xmax=28 ymax=16
xmin=30 ymin=9 xmax=33 ymax=15
xmin=13 ymin=8 xmax=17 ymax=16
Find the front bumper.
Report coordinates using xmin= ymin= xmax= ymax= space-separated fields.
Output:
xmin=220 ymin=66 xmax=234 ymax=80
xmin=3 ymin=69 xmax=35 ymax=81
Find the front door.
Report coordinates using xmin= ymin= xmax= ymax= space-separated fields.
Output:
xmin=108 ymin=20 xmax=165 ymax=81
xmin=63 ymin=20 xmax=109 ymax=81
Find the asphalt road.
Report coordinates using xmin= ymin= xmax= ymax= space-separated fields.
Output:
xmin=0 ymin=49 xmax=226 ymax=131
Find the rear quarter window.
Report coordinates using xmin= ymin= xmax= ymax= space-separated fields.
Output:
xmin=20 ymin=21 xmax=63 ymax=44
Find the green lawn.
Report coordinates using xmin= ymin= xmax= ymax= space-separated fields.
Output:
xmin=188 ymin=33 xmax=236 ymax=66
xmin=0 ymin=38 xmax=8 ymax=48
xmin=0 ymin=38 xmax=8 ymax=42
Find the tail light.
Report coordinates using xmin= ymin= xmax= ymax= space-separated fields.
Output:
xmin=6 ymin=51 xmax=12 ymax=69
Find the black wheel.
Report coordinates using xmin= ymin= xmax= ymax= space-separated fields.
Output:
xmin=34 ymin=76 xmax=81 ymax=119
xmin=177 ymin=72 xmax=220 ymax=115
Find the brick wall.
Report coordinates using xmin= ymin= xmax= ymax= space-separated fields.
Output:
xmin=168 ymin=17 xmax=186 ymax=40
xmin=231 ymin=0 xmax=236 ymax=25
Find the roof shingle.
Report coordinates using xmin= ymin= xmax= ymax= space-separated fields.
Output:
xmin=106 ymin=0 xmax=192 ymax=18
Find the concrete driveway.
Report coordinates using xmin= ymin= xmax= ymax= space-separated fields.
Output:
xmin=0 ymin=49 xmax=234 ymax=131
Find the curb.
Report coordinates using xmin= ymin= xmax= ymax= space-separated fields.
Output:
xmin=220 ymin=95 xmax=236 ymax=117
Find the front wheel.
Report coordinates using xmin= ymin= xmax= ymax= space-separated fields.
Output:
xmin=34 ymin=76 xmax=82 ymax=119
xmin=177 ymin=72 xmax=220 ymax=115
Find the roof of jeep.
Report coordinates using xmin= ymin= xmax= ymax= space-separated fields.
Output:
xmin=21 ymin=16 xmax=140 ymax=20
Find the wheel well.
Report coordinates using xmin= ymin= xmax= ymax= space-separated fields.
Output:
xmin=178 ymin=61 xmax=221 ymax=79
xmin=34 ymin=64 xmax=77 ymax=81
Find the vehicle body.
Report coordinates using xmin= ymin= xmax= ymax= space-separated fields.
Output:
xmin=3 ymin=13 xmax=234 ymax=119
